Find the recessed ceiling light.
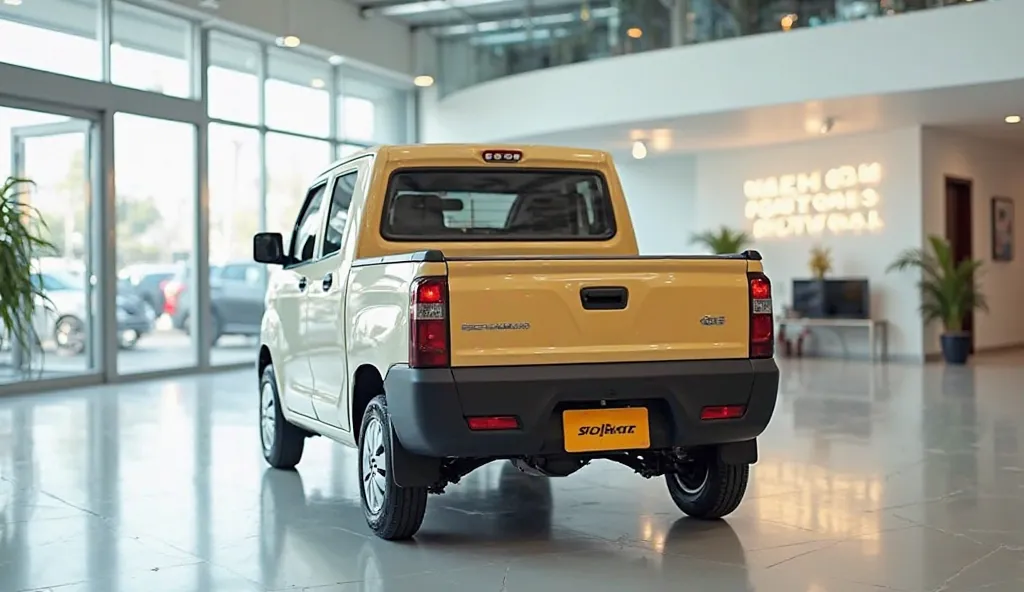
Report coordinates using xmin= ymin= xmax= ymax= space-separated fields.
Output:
xmin=631 ymin=140 xmax=648 ymax=160
xmin=626 ymin=27 xmax=643 ymax=39
xmin=413 ymin=75 xmax=435 ymax=88
xmin=311 ymin=78 xmax=325 ymax=89
xmin=1005 ymin=115 xmax=1022 ymax=124
xmin=328 ymin=55 xmax=344 ymax=66
xmin=276 ymin=35 xmax=301 ymax=48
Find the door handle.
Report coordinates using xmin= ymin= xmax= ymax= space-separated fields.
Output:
xmin=297 ymin=277 xmax=307 ymax=291
xmin=580 ymin=286 xmax=629 ymax=310
xmin=322 ymin=273 xmax=333 ymax=291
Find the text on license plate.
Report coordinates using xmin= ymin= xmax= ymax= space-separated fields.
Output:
xmin=562 ymin=407 xmax=650 ymax=453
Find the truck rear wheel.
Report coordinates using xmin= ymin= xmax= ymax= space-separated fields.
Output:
xmin=665 ymin=457 xmax=749 ymax=520
xmin=358 ymin=395 xmax=427 ymax=540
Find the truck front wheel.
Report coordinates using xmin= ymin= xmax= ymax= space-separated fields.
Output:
xmin=358 ymin=395 xmax=427 ymax=540
xmin=665 ymin=456 xmax=749 ymax=520
xmin=260 ymin=365 xmax=305 ymax=469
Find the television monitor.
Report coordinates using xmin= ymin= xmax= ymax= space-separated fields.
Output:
xmin=792 ymin=279 xmax=870 ymax=320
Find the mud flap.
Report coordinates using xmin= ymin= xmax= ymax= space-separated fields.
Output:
xmin=388 ymin=424 xmax=442 ymax=487
xmin=717 ymin=439 xmax=758 ymax=465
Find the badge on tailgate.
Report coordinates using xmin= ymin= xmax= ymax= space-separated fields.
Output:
xmin=562 ymin=408 xmax=650 ymax=453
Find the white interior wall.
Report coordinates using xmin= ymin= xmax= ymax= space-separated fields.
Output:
xmin=693 ymin=128 xmax=925 ymax=361
xmin=921 ymin=128 xmax=1024 ymax=355
xmin=421 ymin=1 xmax=1024 ymax=143
xmin=615 ymin=156 xmax=696 ymax=255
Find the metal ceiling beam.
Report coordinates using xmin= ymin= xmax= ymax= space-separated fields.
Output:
xmin=410 ymin=2 xmax=613 ymax=33
xmin=418 ymin=4 xmax=616 ymax=37
xmin=358 ymin=0 xmax=431 ymax=18
xmin=359 ymin=0 xmax=505 ymax=19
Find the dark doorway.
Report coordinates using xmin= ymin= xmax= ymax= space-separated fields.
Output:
xmin=945 ymin=176 xmax=974 ymax=353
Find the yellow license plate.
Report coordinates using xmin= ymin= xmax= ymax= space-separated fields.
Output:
xmin=562 ymin=407 xmax=650 ymax=453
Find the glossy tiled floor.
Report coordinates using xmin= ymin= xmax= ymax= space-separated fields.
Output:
xmin=2 ymin=357 xmax=1023 ymax=592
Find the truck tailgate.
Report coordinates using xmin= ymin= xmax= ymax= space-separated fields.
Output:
xmin=446 ymin=257 xmax=751 ymax=367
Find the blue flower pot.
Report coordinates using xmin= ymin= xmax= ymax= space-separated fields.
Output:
xmin=940 ymin=333 xmax=971 ymax=365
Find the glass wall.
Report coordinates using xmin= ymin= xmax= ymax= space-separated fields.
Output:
xmin=432 ymin=0 xmax=987 ymax=96
xmin=0 ymin=0 xmax=102 ymax=80
xmin=0 ymin=0 xmax=416 ymax=387
xmin=0 ymin=107 xmax=98 ymax=384
xmin=114 ymin=114 xmax=197 ymax=374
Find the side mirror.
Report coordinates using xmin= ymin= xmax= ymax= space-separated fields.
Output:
xmin=253 ymin=232 xmax=288 ymax=265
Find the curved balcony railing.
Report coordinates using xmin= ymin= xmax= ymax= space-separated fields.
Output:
xmin=434 ymin=0 xmax=984 ymax=97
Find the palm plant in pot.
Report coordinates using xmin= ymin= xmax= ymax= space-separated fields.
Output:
xmin=690 ymin=226 xmax=751 ymax=254
xmin=1 ymin=177 xmax=55 ymax=371
xmin=886 ymin=235 xmax=987 ymax=365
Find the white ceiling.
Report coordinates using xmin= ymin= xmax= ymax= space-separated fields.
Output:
xmin=514 ymin=78 xmax=1024 ymax=159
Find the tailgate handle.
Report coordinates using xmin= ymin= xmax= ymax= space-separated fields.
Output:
xmin=580 ymin=287 xmax=629 ymax=310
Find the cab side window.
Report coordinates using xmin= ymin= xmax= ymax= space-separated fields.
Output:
xmin=322 ymin=171 xmax=358 ymax=257
xmin=288 ymin=183 xmax=327 ymax=265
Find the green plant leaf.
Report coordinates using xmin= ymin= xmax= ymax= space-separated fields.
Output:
xmin=689 ymin=225 xmax=751 ymax=254
xmin=886 ymin=234 xmax=987 ymax=332
xmin=1 ymin=176 xmax=58 ymax=365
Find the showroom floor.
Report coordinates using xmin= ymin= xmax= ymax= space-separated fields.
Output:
xmin=1 ymin=357 xmax=1023 ymax=592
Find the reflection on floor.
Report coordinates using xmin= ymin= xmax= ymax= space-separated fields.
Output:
xmin=0 ymin=331 xmax=256 ymax=383
xmin=1 ymin=358 xmax=1023 ymax=591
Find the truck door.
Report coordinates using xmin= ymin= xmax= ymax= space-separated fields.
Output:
xmin=307 ymin=158 xmax=368 ymax=429
xmin=274 ymin=182 xmax=329 ymax=419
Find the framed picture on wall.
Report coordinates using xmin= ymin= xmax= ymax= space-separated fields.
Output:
xmin=991 ymin=196 xmax=1015 ymax=262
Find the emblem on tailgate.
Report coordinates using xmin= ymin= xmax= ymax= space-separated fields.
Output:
xmin=461 ymin=322 xmax=531 ymax=332
xmin=700 ymin=315 xmax=726 ymax=326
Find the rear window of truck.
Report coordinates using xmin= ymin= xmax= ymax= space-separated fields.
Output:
xmin=380 ymin=169 xmax=616 ymax=241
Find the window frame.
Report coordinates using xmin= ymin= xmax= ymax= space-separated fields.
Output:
xmin=320 ymin=169 xmax=360 ymax=259
xmin=285 ymin=181 xmax=329 ymax=268
xmin=378 ymin=167 xmax=618 ymax=242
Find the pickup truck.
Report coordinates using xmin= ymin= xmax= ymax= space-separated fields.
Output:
xmin=252 ymin=144 xmax=779 ymax=541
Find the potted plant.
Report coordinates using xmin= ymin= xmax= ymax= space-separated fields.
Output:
xmin=690 ymin=226 xmax=751 ymax=255
xmin=809 ymin=245 xmax=832 ymax=279
xmin=886 ymin=235 xmax=988 ymax=365
xmin=1 ymin=177 xmax=55 ymax=371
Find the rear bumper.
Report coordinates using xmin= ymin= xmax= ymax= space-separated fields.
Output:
xmin=384 ymin=358 xmax=779 ymax=459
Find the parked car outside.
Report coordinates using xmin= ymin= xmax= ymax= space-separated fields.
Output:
xmin=165 ymin=261 xmax=267 ymax=345
xmin=0 ymin=270 xmax=155 ymax=354
xmin=118 ymin=263 xmax=180 ymax=318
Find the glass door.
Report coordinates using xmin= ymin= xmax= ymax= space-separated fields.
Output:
xmin=1 ymin=108 xmax=99 ymax=383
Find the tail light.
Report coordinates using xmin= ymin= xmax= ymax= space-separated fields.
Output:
xmin=163 ymin=280 xmax=183 ymax=315
xmin=467 ymin=416 xmax=519 ymax=430
xmin=700 ymin=405 xmax=746 ymax=420
xmin=409 ymin=276 xmax=450 ymax=368
xmin=748 ymin=272 xmax=774 ymax=359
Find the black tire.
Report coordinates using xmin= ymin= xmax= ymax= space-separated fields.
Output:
xmin=53 ymin=315 xmax=86 ymax=355
xmin=209 ymin=311 xmax=222 ymax=347
xmin=118 ymin=330 xmax=140 ymax=350
xmin=358 ymin=395 xmax=427 ymax=540
xmin=260 ymin=365 xmax=305 ymax=469
xmin=665 ymin=456 xmax=749 ymax=520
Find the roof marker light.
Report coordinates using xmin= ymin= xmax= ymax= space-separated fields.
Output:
xmin=482 ymin=149 xmax=522 ymax=163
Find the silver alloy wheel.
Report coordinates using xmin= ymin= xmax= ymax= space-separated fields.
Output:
xmin=261 ymin=383 xmax=276 ymax=454
xmin=361 ymin=417 xmax=387 ymax=516
xmin=674 ymin=463 xmax=710 ymax=495
xmin=55 ymin=317 xmax=85 ymax=351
